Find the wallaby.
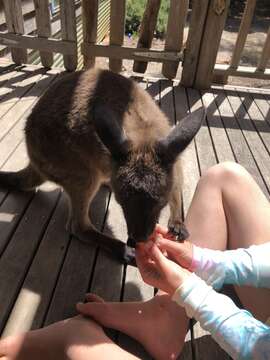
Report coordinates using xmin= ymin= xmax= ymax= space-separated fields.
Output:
xmin=0 ymin=68 xmax=204 ymax=265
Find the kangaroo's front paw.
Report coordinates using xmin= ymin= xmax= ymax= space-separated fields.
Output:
xmin=168 ymin=219 xmax=189 ymax=241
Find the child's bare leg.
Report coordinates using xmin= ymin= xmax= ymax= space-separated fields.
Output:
xmin=0 ymin=316 xmax=139 ymax=360
xmin=185 ymin=162 xmax=270 ymax=322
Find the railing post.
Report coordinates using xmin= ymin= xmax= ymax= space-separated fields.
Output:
xmin=133 ymin=0 xmax=161 ymax=73
xmin=3 ymin=0 xmax=27 ymax=65
xmin=60 ymin=0 xmax=78 ymax=71
xmin=162 ymin=0 xmax=189 ymax=79
xmin=181 ymin=0 xmax=210 ymax=88
xmin=257 ymin=27 xmax=270 ymax=72
xmin=82 ymin=0 xmax=98 ymax=68
xmin=33 ymin=0 xmax=53 ymax=68
xmin=109 ymin=0 xmax=126 ymax=73
xmin=193 ymin=0 xmax=230 ymax=89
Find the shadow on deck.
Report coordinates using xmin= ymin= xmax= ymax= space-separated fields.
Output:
xmin=1 ymin=61 xmax=270 ymax=359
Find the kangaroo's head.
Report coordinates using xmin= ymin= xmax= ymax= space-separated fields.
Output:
xmin=93 ymin=105 xmax=205 ymax=246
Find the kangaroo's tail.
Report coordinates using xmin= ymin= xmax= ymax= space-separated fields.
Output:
xmin=0 ymin=164 xmax=44 ymax=191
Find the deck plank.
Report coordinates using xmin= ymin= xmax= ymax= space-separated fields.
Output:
xmin=201 ymin=90 xmax=235 ymax=163
xmin=2 ymin=192 xmax=68 ymax=336
xmin=44 ymin=187 xmax=109 ymax=325
xmin=0 ymin=70 xmax=58 ymax=161
xmin=249 ymin=91 xmax=270 ymax=124
xmin=0 ymin=142 xmax=33 ymax=255
xmin=225 ymin=88 xmax=270 ymax=196
xmin=186 ymin=88 xmax=217 ymax=174
xmin=236 ymin=89 xmax=270 ymax=182
xmin=0 ymin=187 xmax=60 ymax=334
xmin=213 ymin=88 xmax=269 ymax=196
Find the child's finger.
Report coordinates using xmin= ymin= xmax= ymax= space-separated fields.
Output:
xmin=155 ymin=224 xmax=168 ymax=235
xmin=155 ymin=224 xmax=176 ymax=240
xmin=155 ymin=237 xmax=182 ymax=254
xmin=146 ymin=241 xmax=169 ymax=273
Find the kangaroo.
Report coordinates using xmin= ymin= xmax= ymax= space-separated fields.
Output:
xmin=0 ymin=68 xmax=204 ymax=265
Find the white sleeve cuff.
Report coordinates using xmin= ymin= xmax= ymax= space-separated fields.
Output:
xmin=172 ymin=272 xmax=213 ymax=318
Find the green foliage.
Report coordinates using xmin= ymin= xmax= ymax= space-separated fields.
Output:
xmin=156 ymin=0 xmax=170 ymax=38
xmin=125 ymin=0 xmax=170 ymax=38
xmin=125 ymin=0 xmax=146 ymax=35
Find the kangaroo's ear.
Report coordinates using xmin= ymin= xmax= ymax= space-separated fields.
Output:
xmin=156 ymin=107 xmax=205 ymax=165
xmin=93 ymin=104 xmax=129 ymax=161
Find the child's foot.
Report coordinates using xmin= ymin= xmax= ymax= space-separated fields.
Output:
xmin=77 ymin=293 xmax=189 ymax=360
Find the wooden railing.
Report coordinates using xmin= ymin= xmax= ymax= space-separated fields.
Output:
xmin=81 ymin=0 xmax=189 ymax=79
xmin=82 ymin=0 xmax=270 ymax=89
xmin=0 ymin=0 xmax=78 ymax=71
xmin=0 ymin=0 xmax=269 ymax=89
xmin=213 ymin=0 xmax=270 ymax=83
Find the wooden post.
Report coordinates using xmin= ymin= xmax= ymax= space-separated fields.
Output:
xmin=162 ymin=0 xmax=189 ymax=79
xmin=109 ymin=0 xmax=126 ymax=73
xmin=133 ymin=0 xmax=161 ymax=73
xmin=3 ymin=0 xmax=27 ymax=65
xmin=194 ymin=0 xmax=230 ymax=89
xmin=82 ymin=0 xmax=98 ymax=68
xmin=181 ymin=0 xmax=210 ymax=88
xmin=257 ymin=27 xmax=270 ymax=72
xmin=33 ymin=0 xmax=53 ymax=68
xmin=60 ymin=0 xmax=77 ymax=71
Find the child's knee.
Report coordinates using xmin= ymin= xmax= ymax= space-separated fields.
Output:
xmin=200 ymin=162 xmax=249 ymax=189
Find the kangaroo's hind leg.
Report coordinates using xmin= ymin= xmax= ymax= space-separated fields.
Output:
xmin=64 ymin=176 xmax=135 ymax=266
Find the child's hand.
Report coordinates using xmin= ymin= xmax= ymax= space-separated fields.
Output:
xmin=151 ymin=224 xmax=195 ymax=271
xmin=136 ymin=239 xmax=191 ymax=296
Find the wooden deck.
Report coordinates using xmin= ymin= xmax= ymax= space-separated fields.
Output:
xmin=0 ymin=61 xmax=270 ymax=360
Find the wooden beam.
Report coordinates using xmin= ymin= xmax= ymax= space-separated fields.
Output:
xmin=133 ymin=0 xmax=161 ymax=73
xmin=33 ymin=0 xmax=53 ymax=68
xmin=81 ymin=43 xmax=182 ymax=62
xmin=214 ymin=63 xmax=270 ymax=79
xmin=194 ymin=0 xmax=230 ymax=89
xmin=82 ymin=0 xmax=99 ymax=68
xmin=181 ymin=0 xmax=210 ymax=87
xmin=3 ymin=0 xmax=27 ymax=65
xmin=0 ymin=33 xmax=76 ymax=55
xmin=60 ymin=0 xmax=78 ymax=71
xmin=162 ymin=0 xmax=188 ymax=79
xmin=109 ymin=0 xmax=126 ymax=73
xmin=257 ymin=27 xmax=270 ymax=72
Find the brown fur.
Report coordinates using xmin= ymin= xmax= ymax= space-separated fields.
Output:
xmin=0 ymin=68 xmax=204 ymax=265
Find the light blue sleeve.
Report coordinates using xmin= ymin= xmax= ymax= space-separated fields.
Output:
xmin=192 ymin=242 xmax=270 ymax=290
xmin=172 ymin=273 xmax=270 ymax=360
